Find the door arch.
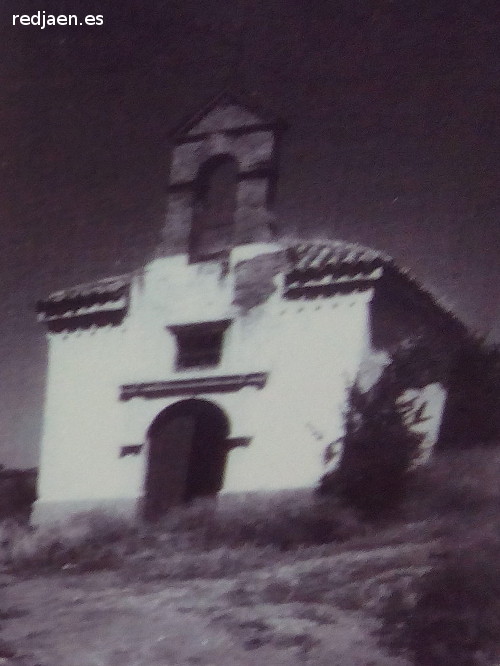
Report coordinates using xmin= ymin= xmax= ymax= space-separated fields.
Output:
xmin=143 ymin=399 xmax=230 ymax=520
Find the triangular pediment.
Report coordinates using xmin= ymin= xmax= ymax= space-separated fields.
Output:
xmin=172 ymin=91 xmax=284 ymax=139
xmin=187 ymin=104 xmax=263 ymax=135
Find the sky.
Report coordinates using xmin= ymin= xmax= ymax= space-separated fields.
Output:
xmin=0 ymin=0 xmax=499 ymax=467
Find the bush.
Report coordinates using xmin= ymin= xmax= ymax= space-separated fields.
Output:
xmin=380 ymin=542 xmax=500 ymax=666
xmin=321 ymin=352 xmax=423 ymax=517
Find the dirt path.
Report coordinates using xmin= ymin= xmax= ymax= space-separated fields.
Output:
xmin=0 ymin=552 xmax=414 ymax=666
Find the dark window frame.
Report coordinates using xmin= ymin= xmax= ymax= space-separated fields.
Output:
xmin=168 ymin=320 xmax=231 ymax=371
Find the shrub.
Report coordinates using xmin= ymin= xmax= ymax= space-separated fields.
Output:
xmin=321 ymin=353 xmax=423 ymax=517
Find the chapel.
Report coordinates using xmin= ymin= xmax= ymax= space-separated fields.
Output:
xmin=34 ymin=93 xmax=467 ymax=522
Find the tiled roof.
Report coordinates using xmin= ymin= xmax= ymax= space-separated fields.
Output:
xmin=287 ymin=240 xmax=391 ymax=274
xmin=284 ymin=240 xmax=468 ymax=336
xmin=36 ymin=274 xmax=131 ymax=322
xmin=41 ymin=274 xmax=130 ymax=303
xmin=284 ymin=240 xmax=390 ymax=295
xmin=35 ymin=239 xmax=467 ymax=338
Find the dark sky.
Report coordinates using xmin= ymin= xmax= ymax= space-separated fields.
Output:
xmin=0 ymin=0 xmax=499 ymax=467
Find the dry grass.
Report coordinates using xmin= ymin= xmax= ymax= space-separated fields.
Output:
xmin=401 ymin=445 xmax=500 ymax=548
xmin=377 ymin=445 xmax=500 ymax=666
xmin=378 ymin=543 xmax=500 ymax=666
xmin=0 ymin=491 xmax=368 ymax=577
xmin=0 ymin=512 xmax=138 ymax=573
xmin=0 ymin=446 xmax=498 ymax=665
xmin=0 ymin=446 xmax=498 ymax=578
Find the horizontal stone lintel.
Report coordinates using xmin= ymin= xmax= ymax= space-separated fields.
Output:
xmin=168 ymin=165 xmax=277 ymax=192
xmin=118 ymin=438 xmax=250 ymax=457
xmin=175 ymin=120 xmax=286 ymax=144
xmin=120 ymin=372 xmax=268 ymax=400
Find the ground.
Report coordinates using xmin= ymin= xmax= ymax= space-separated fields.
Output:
xmin=0 ymin=543 xmax=420 ymax=666
xmin=1 ymin=445 xmax=499 ymax=666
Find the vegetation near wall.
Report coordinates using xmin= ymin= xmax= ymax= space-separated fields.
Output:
xmin=320 ymin=335 xmax=500 ymax=517
xmin=0 ymin=468 xmax=36 ymax=521
xmin=0 ymin=447 xmax=498 ymax=664
xmin=0 ymin=342 xmax=497 ymax=663
xmin=331 ymin=379 xmax=422 ymax=516
xmin=319 ymin=340 xmax=432 ymax=516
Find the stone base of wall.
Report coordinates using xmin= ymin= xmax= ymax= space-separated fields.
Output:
xmin=31 ymin=488 xmax=319 ymax=525
xmin=217 ymin=486 xmax=315 ymax=509
xmin=31 ymin=497 xmax=142 ymax=525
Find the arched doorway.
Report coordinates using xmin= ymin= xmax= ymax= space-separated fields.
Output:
xmin=143 ymin=399 xmax=230 ymax=520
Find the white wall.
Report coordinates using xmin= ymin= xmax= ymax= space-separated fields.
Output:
xmin=118 ymin=248 xmax=373 ymax=495
xmin=36 ymin=324 xmax=132 ymax=504
xmin=35 ymin=248 xmax=283 ymax=518
xmin=222 ymin=289 xmax=373 ymax=492
xmin=35 ymin=243 xmax=443 ymax=522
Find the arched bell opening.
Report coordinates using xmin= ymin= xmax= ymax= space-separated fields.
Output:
xmin=189 ymin=154 xmax=239 ymax=261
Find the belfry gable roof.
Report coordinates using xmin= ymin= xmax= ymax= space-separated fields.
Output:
xmin=171 ymin=90 xmax=286 ymax=140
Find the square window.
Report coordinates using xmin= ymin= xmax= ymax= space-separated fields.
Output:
xmin=169 ymin=320 xmax=230 ymax=370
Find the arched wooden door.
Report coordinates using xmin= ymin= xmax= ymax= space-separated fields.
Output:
xmin=143 ymin=399 xmax=229 ymax=520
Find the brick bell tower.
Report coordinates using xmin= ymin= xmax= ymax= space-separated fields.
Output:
xmin=158 ymin=92 xmax=286 ymax=262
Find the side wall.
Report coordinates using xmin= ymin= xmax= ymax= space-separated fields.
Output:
xmin=222 ymin=289 xmax=374 ymax=492
xmin=369 ymin=271 xmax=464 ymax=454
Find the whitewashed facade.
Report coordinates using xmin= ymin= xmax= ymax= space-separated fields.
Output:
xmin=33 ymin=95 xmax=462 ymax=522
